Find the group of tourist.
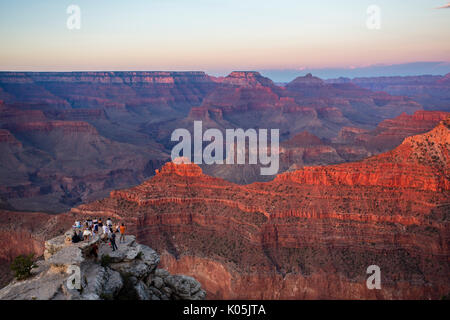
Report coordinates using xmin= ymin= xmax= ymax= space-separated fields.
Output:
xmin=72 ymin=218 xmax=126 ymax=252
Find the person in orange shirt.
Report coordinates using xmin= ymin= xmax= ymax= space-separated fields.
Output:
xmin=119 ymin=223 xmax=126 ymax=243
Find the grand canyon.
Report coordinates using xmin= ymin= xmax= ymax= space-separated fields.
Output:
xmin=0 ymin=70 xmax=449 ymax=299
xmin=1 ymin=71 xmax=448 ymax=210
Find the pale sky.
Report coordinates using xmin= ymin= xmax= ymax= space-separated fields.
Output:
xmin=0 ymin=0 xmax=449 ymax=74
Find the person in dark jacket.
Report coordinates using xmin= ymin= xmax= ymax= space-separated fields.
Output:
xmin=110 ymin=231 xmax=118 ymax=251
xmin=72 ymin=230 xmax=80 ymax=243
xmin=78 ymin=229 xmax=84 ymax=241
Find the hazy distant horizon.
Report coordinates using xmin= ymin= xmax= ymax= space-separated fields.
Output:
xmin=0 ymin=61 xmax=449 ymax=83
xmin=260 ymin=61 xmax=450 ymax=82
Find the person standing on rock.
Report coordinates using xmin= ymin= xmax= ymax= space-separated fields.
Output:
xmin=110 ymin=231 xmax=118 ymax=251
xmin=119 ymin=223 xmax=126 ymax=243
xmin=102 ymin=224 xmax=109 ymax=236
xmin=83 ymin=227 xmax=92 ymax=241
xmin=78 ymin=229 xmax=84 ymax=242
xmin=74 ymin=220 xmax=81 ymax=229
xmin=106 ymin=218 xmax=113 ymax=228
xmin=93 ymin=221 xmax=99 ymax=238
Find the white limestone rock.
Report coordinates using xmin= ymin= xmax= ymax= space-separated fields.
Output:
xmin=0 ymin=233 xmax=206 ymax=301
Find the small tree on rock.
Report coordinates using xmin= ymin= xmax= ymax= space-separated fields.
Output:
xmin=10 ymin=254 xmax=37 ymax=280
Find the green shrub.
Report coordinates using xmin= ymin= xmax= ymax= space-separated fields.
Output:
xmin=10 ymin=254 xmax=37 ymax=280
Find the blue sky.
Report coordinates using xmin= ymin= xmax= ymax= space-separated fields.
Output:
xmin=0 ymin=0 xmax=449 ymax=76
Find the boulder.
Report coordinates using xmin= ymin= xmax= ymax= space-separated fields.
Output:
xmin=136 ymin=244 xmax=160 ymax=270
xmin=99 ymin=268 xmax=123 ymax=299
xmin=44 ymin=234 xmax=69 ymax=259
xmin=109 ymin=260 xmax=151 ymax=279
xmin=154 ymin=268 xmax=170 ymax=278
xmin=164 ymin=275 xmax=205 ymax=300
xmin=152 ymin=276 xmax=164 ymax=289
xmin=80 ymin=264 xmax=123 ymax=300
xmin=47 ymin=246 xmax=84 ymax=272
xmin=134 ymin=281 xmax=151 ymax=300
xmin=149 ymin=286 xmax=163 ymax=299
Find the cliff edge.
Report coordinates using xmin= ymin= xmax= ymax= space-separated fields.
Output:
xmin=0 ymin=231 xmax=206 ymax=300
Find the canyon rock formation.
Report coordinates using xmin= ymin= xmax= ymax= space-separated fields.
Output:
xmin=0 ymin=71 xmax=449 ymax=300
xmin=0 ymin=231 xmax=206 ymax=300
xmin=64 ymin=118 xmax=450 ymax=299
xmin=1 ymin=71 xmax=442 ymax=210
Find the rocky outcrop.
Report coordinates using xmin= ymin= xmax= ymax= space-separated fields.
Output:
xmin=155 ymin=161 xmax=205 ymax=177
xmin=188 ymin=107 xmax=223 ymax=121
xmin=0 ymin=232 xmax=205 ymax=300
xmin=285 ymin=73 xmax=325 ymax=88
xmin=218 ymin=71 xmax=277 ymax=88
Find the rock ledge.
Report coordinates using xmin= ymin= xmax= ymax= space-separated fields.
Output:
xmin=0 ymin=232 xmax=206 ymax=300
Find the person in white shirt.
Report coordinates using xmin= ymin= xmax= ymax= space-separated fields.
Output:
xmin=102 ymin=224 xmax=109 ymax=235
xmin=106 ymin=218 xmax=113 ymax=227
xmin=83 ymin=228 xmax=92 ymax=241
